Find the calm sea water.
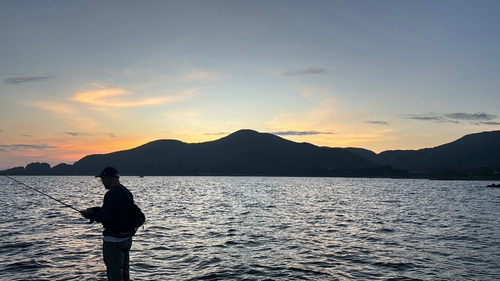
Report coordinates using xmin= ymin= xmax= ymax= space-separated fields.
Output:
xmin=1 ymin=176 xmax=500 ymax=280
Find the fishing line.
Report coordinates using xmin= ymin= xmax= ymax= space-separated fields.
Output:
xmin=1 ymin=173 xmax=81 ymax=213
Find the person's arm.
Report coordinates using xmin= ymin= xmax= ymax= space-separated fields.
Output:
xmin=86 ymin=191 xmax=116 ymax=224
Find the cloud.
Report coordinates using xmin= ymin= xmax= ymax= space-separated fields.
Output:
xmin=279 ymin=67 xmax=331 ymax=76
xmin=265 ymin=86 xmax=338 ymax=138
xmin=366 ymin=121 xmax=389 ymax=125
xmin=64 ymin=132 xmax=93 ymax=137
xmin=4 ymin=76 xmax=55 ymax=84
xmin=298 ymin=86 xmax=337 ymax=108
xmin=167 ymin=62 xmax=225 ymax=82
xmin=180 ymin=67 xmax=225 ymax=82
xmin=480 ymin=121 xmax=500 ymax=126
xmin=400 ymin=112 xmax=500 ymax=125
xmin=32 ymin=102 xmax=78 ymax=115
xmin=73 ymin=85 xmax=201 ymax=108
xmin=444 ymin=113 xmax=497 ymax=121
xmin=203 ymin=132 xmax=229 ymax=136
xmin=106 ymin=64 xmax=225 ymax=84
xmin=204 ymin=130 xmax=336 ymax=137
xmin=21 ymin=135 xmax=35 ymax=138
xmin=400 ymin=113 xmax=447 ymax=122
xmin=0 ymin=144 xmax=58 ymax=152
xmin=271 ymin=131 xmax=335 ymax=136
xmin=73 ymin=87 xmax=127 ymax=105
xmin=63 ymin=132 xmax=117 ymax=138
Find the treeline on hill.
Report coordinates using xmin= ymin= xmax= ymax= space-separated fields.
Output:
xmin=5 ymin=162 xmax=500 ymax=180
xmin=3 ymin=162 xmax=411 ymax=178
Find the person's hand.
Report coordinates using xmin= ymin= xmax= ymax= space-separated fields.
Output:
xmin=80 ymin=207 xmax=101 ymax=223
xmin=80 ymin=209 xmax=91 ymax=219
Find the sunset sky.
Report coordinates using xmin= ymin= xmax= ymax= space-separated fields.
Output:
xmin=1 ymin=0 xmax=499 ymax=170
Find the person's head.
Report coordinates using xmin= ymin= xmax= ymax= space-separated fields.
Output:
xmin=95 ymin=166 xmax=120 ymax=189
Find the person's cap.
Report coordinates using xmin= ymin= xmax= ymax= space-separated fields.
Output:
xmin=95 ymin=167 xmax=120 ymax=178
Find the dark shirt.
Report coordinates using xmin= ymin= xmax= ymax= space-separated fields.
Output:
xmin=89 ymin=184 xmax=134 ymax=237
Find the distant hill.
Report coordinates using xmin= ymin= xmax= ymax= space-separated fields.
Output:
xmin=4 ymin=129 xmax=499 ymax=178
xmin=17 ymin=129 xmax=381 ymax=176
xmin=343 ymin=148 xmax=379 ymax=164
xmin=347 ymin=130 xmax=500 ymax=173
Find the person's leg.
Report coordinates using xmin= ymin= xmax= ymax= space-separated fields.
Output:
xmin=103 ymin=241 xmax=125 ymax=281
xmin=120 ymin=238 xmax=132 ymax=281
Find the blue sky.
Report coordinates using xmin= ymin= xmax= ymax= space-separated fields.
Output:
xmin=1 ymin=0 xmax=499 ymax=169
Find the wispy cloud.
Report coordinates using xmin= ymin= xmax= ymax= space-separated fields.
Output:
xmin=203 ymin=132 xmax=229 ymax=136
xmin=104 ymin=68 xmax=142 ymax=79
xmin=166 ymin=61 xmax=226 ymax=82
xmin=64 ymin=132 xmax=93 ymax=137
xmin=106 ymin=64 xmax=225 ymax=84
xmin=73 ymin=86 xmax=127 ymax=105
xmin=400 ymin=112 xmax=500 ymax=125
xmin=481 ymin=121 xmax=500 ymax=125
xmin=298 ymin=86 xmax=337 ymax=107
xmin=180 ymin=67 xmax=225 ymax=82
xmin=203 ymin=130 xmax=335 ymax=137
xmin=64 ymin=132 xmax=117 ymax=138
xmin=21 ymin=135 xmax=35 ymax=138
xmin=444 ymin=113 xmax=497 ymax=122
xmin=32 ymin=102 xmax=78 ymax=115
xmin=265 ymin=85 xmax=338 ymax=138
xmin=271 ymin=131 xmax=335 ymax=136
xmin=73 ymin=85 xmax=201 ymax=108
xmin=0 ymin=144 xmax=58 ymax=151
xmin=4 ymin=76 xmax=55 ymax=84
xmin=366 ymin=121 xmax=389 ymax=125
xmin=279 ymin=67 xmax=331 ymax=76
xmin=402 ymin=113 xmax=451 ymax=122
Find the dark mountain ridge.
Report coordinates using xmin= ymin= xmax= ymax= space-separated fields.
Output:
xmin=69 ymin=129 xmax=380 ymax=176
xmin=3 ymin=129 xmax=500 ymax=178
xmin=349 ymin=130 xmax=500 ymax=173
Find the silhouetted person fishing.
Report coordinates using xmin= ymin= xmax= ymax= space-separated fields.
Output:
xmin=80 ymin=167 xmax=144 ymax=281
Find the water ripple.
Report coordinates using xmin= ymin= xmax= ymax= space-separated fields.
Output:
xmin=1 ymin=177 xmax=500 ymax=280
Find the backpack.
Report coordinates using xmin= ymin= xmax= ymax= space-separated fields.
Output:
xmin=118 ymin=186 xmax=146 ymax=235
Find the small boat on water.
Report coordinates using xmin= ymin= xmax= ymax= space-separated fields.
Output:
xmin=486 ymin=183 xmax=500 ymax=187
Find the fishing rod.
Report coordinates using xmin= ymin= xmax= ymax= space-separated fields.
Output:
xmin=1 ymin=173 xmax=81 ymax=213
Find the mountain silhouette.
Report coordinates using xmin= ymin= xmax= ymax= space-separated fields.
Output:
xmin=71 ymin=129 xmax=378 ymax=176
xmin=4 ymin=129 xmax=500 ymax=177
xmin=348 ymin=130 xmax=500 ymax=172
